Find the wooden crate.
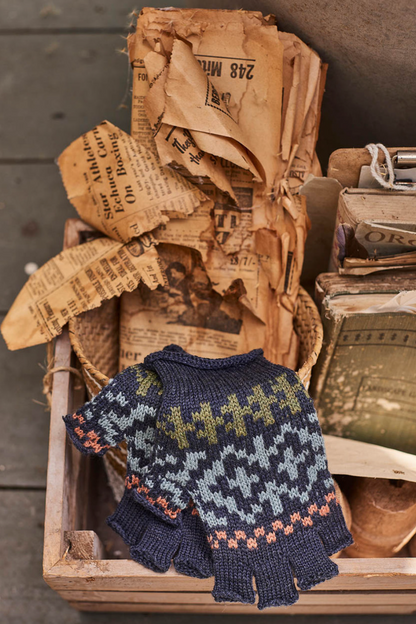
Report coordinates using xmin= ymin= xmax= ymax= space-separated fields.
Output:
xmin=41 ymin=219 xmax=416 ymax=614
xmin=42 ymin=326 xmax=416 ymax=614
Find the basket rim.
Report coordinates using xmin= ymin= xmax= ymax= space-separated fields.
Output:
xmin=68 ymin=286 xmax=323 ymax=387
xmin=295 ymin=286 xmax=324 ymax=383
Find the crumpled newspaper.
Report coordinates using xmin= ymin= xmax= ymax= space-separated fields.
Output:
xmin=2 ymin=8 xmax=325 ymax=368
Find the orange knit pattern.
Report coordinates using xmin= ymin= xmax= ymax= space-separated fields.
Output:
xmin=207 ymin=492 xmax=339 ymax=550
xmin=125 ymin=474 xmax=182 ymax=520
xmin=72 ymin=413 xmax=110 ymax=453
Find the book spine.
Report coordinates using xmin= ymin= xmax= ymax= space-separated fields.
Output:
xmin=309 ymin=297 xmax=343 ymax=404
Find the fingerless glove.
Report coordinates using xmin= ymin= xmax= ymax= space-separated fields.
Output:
xmin=130 ymin=346 xmax=352 ymax=609
xmin=63 ymin=360 xmax=212 ymax=577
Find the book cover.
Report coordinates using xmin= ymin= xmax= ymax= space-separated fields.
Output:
xmin=330 ymin=189 xmax=416 ymax=273
xmin=311 ymin=272 xmax=416 ymax=454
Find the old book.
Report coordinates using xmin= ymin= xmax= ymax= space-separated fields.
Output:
xmin=330 ymin=188 xmax=416 ymax=272
xmin=311 ymin=271 xmax=416 ymax=454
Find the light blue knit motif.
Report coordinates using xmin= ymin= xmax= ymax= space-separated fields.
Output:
xmin=147 ymin=418 xmax=330 ymax=526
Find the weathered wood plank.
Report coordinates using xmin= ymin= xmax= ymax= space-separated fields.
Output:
xmin=0 ymin=315 xmax=52 ymax=487
xmin=0 ymin=1 xmax=185 ymax=30
xmin=0 ymin=490 xmax=83 ymax=624
xmin=58 ymin=589 xmax=416 ymax=606
xmin=64 ymin=531 xmax=105 ymax=561
xmin=43 ymin=329 xmax=73 ymax=572
xmin=0 ymin=490 xmax=47 ymax=599
xmin=0 ymin=164 xmax=74 ymax=310
xmin=0 ymin=34 xmax=130 ymax=159
xmin=68 ymin=601 xmax=416 ymax=614
xmin=44 ymin=557 xmax=416 ymax=593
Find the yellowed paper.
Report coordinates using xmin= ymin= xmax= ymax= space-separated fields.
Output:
xmin=1 ymin=236 xmax=165 ymax=350
xmin=156 ymin=204 xmax=270 ymax=325
xmin=142 ymin=45 xmax=259 ymax=198
xmin=128 ymin=9 xmax=283 ymax=186
xmin=119 ymin=243 xmax=266 ymax=368
xmin=144 ymin=52 xmax=237 ymax=200
xmin=58 ymin=120 xmax=209 ymax=243
xmin=324 ymin=435 xmax=416 ymax=484
xmin=278 ymin=33 xmax=323 ymax=194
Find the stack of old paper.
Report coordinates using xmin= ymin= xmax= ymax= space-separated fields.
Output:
xmin=1 ymin=8 xmax=326 ymax=369
xmin=121 ymin=8 xmax=326 ymax=368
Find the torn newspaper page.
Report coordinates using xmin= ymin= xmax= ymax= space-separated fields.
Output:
xmin=128 ymin=8 xmax=283 ymax=185
xmin=126 ymin=8 xmax=324 ymax=367
xmin=58 ymin=120 xmax=210 ymax=243
xmin=155 ymin=204 xmax=270 ymax=325
xmin=1 ymin=235 xmax=165 ymax=350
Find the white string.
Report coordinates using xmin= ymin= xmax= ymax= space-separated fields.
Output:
xmin=365 ymin=143 xmax=416 ymax=191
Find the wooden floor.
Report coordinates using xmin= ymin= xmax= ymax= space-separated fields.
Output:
xmin=1 ymin=1 xmax=416 ymax=623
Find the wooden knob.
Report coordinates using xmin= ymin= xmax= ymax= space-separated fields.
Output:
xmin=345 ymin=478 xmax=416 ymax=558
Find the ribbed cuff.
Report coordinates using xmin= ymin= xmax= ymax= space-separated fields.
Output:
xmin=144 ymin=345 xmax=263 ymax=370
xmin=106 ymin=490 xmax=150 ymax=546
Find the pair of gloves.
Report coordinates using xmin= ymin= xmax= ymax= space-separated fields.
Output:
xmin=64 ymin=345 xmax=352 ymax=609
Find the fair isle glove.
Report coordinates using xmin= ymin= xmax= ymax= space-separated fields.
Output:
xmin=63 ymin=361 xmax=213 ymax=577
xmin=130 ymin=346 xmax=353 ymax=609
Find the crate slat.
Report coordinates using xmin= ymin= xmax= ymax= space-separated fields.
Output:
xmin=58 ymin=589 xmax=416 ymax=606
xmin=68 ymin=601 xmax=416 ymax=614
xmin=44 ymin=557 xmax=416 ymax=593
xmin=43 ymin=220 xmax=416 ymax=613
xmin=43 ymin=328 xmax=73 ymax=573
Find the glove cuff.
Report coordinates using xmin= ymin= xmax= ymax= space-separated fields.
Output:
xmin=106 ymin=490 xmax=149 ymax=546
xmin=130 ymin=521 xmax=181 ymax=573
xmin=174 ymin=505 xmax=213 ymax=579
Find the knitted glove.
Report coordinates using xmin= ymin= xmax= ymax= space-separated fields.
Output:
xmin=63 ymin=364 xmax=162 ymax=459
xmin=63 ymin=361 xmax=212 ymax=577
xmin=130 ymin=346 xmax=353 ymax=609
xmin=107 ymin=492 xmax=212 ymax=577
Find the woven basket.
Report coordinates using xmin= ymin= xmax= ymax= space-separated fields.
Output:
xmin=68 ymin=286 xmax=323 ymax=500
xmin=69 ymin=286 xmax=322 ymax=394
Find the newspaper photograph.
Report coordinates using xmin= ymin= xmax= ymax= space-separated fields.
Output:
xmin=119 ymin=243 xmax=266 ymax=368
